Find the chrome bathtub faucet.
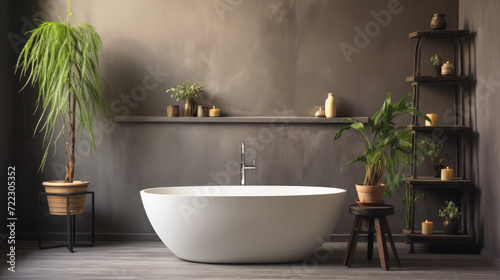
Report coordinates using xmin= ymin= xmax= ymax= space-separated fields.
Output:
xmin=240 ymin=141 xmax=255 ymax=185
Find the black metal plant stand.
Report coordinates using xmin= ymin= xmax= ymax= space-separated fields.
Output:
xmin=39 ymin=191 xmax=95 ymax=253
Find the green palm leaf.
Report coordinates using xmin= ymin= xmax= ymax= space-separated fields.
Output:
xmin=15 ymin=0 xmax=111 ymax=181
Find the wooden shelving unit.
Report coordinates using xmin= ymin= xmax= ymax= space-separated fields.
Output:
xmin=404 ymin=30 xmax=473 ymax=253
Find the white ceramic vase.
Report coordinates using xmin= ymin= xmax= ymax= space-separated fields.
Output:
xmin=325 ymin=93 xmax=336 ymax=118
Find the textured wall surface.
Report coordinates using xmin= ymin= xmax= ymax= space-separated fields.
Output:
xmin=1 ymin=0 xmax=13 ymax=234
xmin=10 ymin=0 xmax=460 ymax=239
xmin=460 ymin=0 xmax=500 ymax=263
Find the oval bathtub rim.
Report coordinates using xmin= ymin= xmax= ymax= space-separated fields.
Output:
xmin=140 ymin=185 xmax=347 ymax=198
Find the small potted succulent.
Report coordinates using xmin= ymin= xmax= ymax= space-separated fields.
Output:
xmin=334 ymin=92 xmax=429 ymax=204
xmin=430 ymin=51 xmax=443 ymax=75
xmin=420 ymin=136 xmax=447 ymax=177
xmin=167 ymin=81 xmax=204 ymax=117
xmin=438 ymin=200 xmax=461 ymax=234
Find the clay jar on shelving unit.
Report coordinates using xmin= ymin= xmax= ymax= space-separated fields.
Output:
xmin=430 ymin=13 xmax=447 ymax=30
xmin=443 ymin=216 xmax=459 ymax=234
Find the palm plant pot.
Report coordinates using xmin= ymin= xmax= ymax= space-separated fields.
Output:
xmin=42 ymin=181 xmax=89 ymax=215
xmin=443 ymin=216 xmax=459 ymax=234
xmin=355 ymin=184 xmax=385 ymax=203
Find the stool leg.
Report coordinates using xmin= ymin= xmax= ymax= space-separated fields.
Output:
xmin=382 ymin=216 xmax=402 ymax=268
xmin=343 ymin=216 xmax=359 ymax=266
xmin=347 ymin=216 xmax=363 ymax=268
xmin=374 ymin=217 xmax=389 ymax=270
xmin=367 ymin=217 xmax=374 ymax=260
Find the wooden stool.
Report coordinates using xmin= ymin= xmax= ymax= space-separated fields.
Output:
xmin=343 ymin=204 xmax=401 ymax=270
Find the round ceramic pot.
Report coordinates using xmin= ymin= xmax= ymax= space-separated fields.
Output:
xmin=430 ymin=14 xmax=446 ymax=30
xmin=355 ymin=184 xmax=386 ymax=203
xmin=43 ymin=180 xmax=89 ymax=215
xmin=443 ymin=217 xmax=459 ymax=234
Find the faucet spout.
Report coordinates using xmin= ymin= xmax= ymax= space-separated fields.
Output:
xmin=240 ymin=141 xmax=256 ymax=186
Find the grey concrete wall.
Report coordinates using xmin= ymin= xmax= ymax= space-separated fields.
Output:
xmin=1 ymin=0 xmax=13 ymax=234
xmin=460 ymin=0 xmax=500 ymax=263
xmin=11 ymin=0 xmax=460 ymax=239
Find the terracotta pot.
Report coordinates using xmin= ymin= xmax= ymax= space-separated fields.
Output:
xmin=43 ymin=180 xmax=89 ymax=215
xmin=355 ymin=184 xmax=385 ymax=203
xmin=443 ymin=216 xmax=459 ymax=235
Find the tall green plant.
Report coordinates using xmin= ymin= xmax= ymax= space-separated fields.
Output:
xmin=384 ymin=135 xmax=428 ymax=229
xmin=334 ymin=92 xmax=430 ymax=187
xmin=15 ymin=0 xmax=111 ymax=183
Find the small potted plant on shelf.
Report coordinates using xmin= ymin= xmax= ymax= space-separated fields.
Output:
xmin=438 ymin=200 xmax=461 ymax=234
xmin=419 ymin=136 xmax=447 ymax=177
xmin=15 ymin=0 xmax=111 ymax=215
xmin=167 ymin=81 xmax=204 ymax=117
xmin=334 ymin=92 xmax=430 ymax=204
xmin=431 ymin=51 xmax=443 ymax=75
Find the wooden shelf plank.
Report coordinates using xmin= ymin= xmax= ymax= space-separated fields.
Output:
xmin=403 ymin=229 xmax=473 ymax=242
xmin=406 ymin=75 xmax=470 ymax=83
xmin=404 ymin=176 xmax=472 ymax=188
xmin=114 ymin=116 xmax=369 ymax=124
xmin=409 ymin=30 xmax=470 ymax=39
xmin=407 ymin=125 xmax=471 ymax=134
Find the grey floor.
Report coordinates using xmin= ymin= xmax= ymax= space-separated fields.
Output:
xmin=1 ymin=241 xmax=499 ymax=280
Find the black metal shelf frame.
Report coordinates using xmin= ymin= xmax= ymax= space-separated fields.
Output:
xmin=38 ymin=191 xmax=95 ymax=253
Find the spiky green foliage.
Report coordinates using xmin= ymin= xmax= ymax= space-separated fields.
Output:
xmin=15 ymin=0 xmax=111 ymax=182
xmin=334 ymin=92 xmax=430 ymax=187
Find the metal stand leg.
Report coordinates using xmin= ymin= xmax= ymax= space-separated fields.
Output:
xmin=39 ymin=191 xmax=95 ymax=252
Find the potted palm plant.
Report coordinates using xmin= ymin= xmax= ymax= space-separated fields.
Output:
xmin=15 ymin=0 xmax=111 ymax=215
xmin=334 ymin=92 xmax=429 ymax=204
xmin=166 ymin=81 xmax=204 ymax=117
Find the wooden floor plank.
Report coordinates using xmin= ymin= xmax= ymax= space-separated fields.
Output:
xmin=1 ymin=241 xmax=499 ymax=279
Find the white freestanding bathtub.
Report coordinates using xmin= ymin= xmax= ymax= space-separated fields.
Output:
xmin=140 ymin=185 xmax=346 ymax=263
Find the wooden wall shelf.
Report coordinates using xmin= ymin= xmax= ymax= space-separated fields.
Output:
xmin=114 ymin=116 xmax=369 ymax=124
